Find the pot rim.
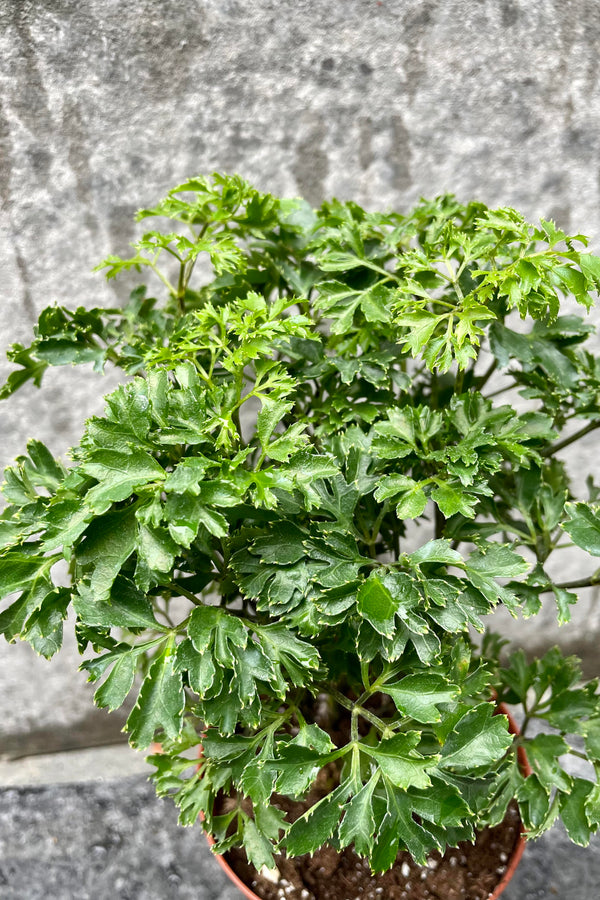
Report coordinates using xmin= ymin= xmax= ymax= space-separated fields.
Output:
xmin=206 ymin=834 xmax=263 ymax=900
xmin=487 ymin=702 xmax=530 ymax=900
xmin=203 ymin=702 xmax=530 ymax=900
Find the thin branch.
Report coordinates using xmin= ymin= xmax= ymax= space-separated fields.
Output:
xmin=537 ymin=569 xmax=600 ymax=593
xmin=476 ymin=359 xmax=498 ymax=392
xmin=327 ymin=687 xmax=388 ymax=734
xmin=147 ymin=259 xmax=177 ymax=296
xmin=434 ymin=504 xmax=445 ymax=540
xmin=454 ymin=366 xmax=465 ymax=396
xmin=164 ymin=581 xmax=203 ymax=605
xmin=483 ymin=381 xmax=519 ymax=400
xmin=176 ymin=262 xmax=186 ymax=314
xmin=543 ymin=420 xmax=600 ymax=456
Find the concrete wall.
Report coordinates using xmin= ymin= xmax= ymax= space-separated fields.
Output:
xmin=2 ymin=0 xmax=600 ymax=756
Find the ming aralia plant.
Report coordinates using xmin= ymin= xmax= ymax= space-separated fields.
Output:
xmin=3 ymin=173 xmax=600 ymax=876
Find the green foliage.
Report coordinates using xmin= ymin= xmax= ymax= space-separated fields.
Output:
xmin=3 ymin=173 xmax=600 ymax=872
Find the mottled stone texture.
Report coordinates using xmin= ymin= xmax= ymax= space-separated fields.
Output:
xmin=0 ymin=775 xmax=598 ymax=899
xmin=0 ymin=778 xmax=242 ymax=900
xmin=1 ymin=1 xmax=600 ymax=748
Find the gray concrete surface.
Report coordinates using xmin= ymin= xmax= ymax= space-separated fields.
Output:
xmin=0 ymin=743 xmax=148 ymax=787
xmin=2 ymin=0 xmax=600 ymax=760
xmin=0 ymin=776 xmax=242 ymax=900
xmin=0 ymin=772 xmax=597 ymax=899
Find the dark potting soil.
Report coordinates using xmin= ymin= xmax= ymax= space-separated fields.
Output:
xmin=225 ymin=800 xmax=521 ymax=900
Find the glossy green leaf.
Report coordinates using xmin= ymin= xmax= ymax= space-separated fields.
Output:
xmin=94 ymin=650 xmax=138 ymax=711
xmin=560 ymin=779 xmax=594 ymax=846
xmin=126 ymin=637 xmax=185 ymax=748
xmin=74 ymin=576 xmax=161 ymax=630
xmin=76 ymin=508 xmax=137 ymax=601
xmin=82 ymin=449 xmax=164 ymax=512
xmin=562 ymin=502 xmax=600 ymax=556
xmin=385 ymin=674 xmax=459 ymax=723
xmin=522 ymin=733 xmax=571 ymax=792
xmin=283 ymin=784 xmax=347 ymax=857
xmin=362 ymin=733 xmax=438 ymax=790
xmin=243 ymin=816 xmax=276 ymax=870
xmin=357 ymin=574 xmax=397 ymax=637
xmin=338 ymin=775 xmax=379 ymax=856
xmin=439 ymin=704 xmax=513 ymax=769
xmin=0 ymin=551 xmax=52 ymax=600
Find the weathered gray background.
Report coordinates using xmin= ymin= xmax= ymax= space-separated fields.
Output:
xmin=1 ymin=0 xmax=600 ymax=827
xmin=1 ymin=774 xmax=599 ymax=900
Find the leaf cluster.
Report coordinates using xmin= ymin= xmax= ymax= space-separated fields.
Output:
xmin=3 ymin=173 xmax=600 ymax=871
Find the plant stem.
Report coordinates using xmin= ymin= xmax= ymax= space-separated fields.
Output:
xmin=484 ymin=382 xmax=519 ymax=399
xmin=147 ymin=260 xmax=177 ymax=296
xmin=360 ymin=260 xmax=402 ymax=282
xmin=328 ymin=687 xmax=388 ymax=734
xmin=543 ymin=419 xmax=600 ymax=456
xmin=434 ymin=504 xmax=445 ymax=540
xmin=176 ymin=262 xmax=186 ymax=314
xmin=538 ymin=570 xmax=600 ymax=592
xmin=392 ymin=520 xmax=401 ymax=560
xmin=430 ymin=371 xmax=439 ymax=409
xmin=165 ymin=581 xmax=203 ymax=605
xmin=361 ymin=660 xmax=371 ymax=693
xmin=181 ymin=222 xmax=209 ymax=294
xmin=368 ymin=505 xmax=388 ymax=550
xmin=559 ymin=576 xmax=600 ymax=590
xmin=568 ymin=748 xmax=590 ymax=761
xmin=476 ymin=359 xmax=498 ymax=392
xmin=156 ymin=601 xmax=177 ymax=629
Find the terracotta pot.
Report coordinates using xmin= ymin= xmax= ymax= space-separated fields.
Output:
xmin=205 ymin=833 xmax=262 ymax=900
xmin=203 ymin=703 xmax=530 ymax=900
xmin=488 ymin=703 xmax=531 ymax=900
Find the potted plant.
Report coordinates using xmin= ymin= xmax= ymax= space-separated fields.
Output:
xmin=3 ymin=173 xmax=600 ymax=900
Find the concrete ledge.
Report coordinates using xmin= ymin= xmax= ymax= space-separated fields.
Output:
xmin=0 ymin=771 xmax=598 ymax=899
xmin=0 ymin=743 xmax=148 ymax=787
xmin=0 ymin=776 xmax=241 ymax=900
